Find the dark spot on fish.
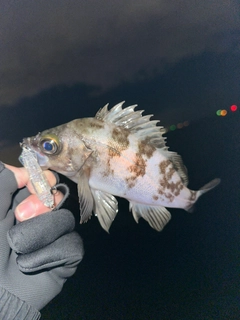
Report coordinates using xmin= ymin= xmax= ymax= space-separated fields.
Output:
xmin=164 ymin=192 xmax=175 ymax=202
xmin=108 ymin=147 xmax=120 ymax=157
xmin=173 ymin=181 xmax=184 ymax=196
xmin=107 ymin=127 xmax=130 ymax=159
xmin=125 ymin=176 xmax=137 ymax=188
xmin=158 ymin=160 xmax=184 ymax=201
xmin=159 ymin=160 xmax=171 ymax=173
xmin=153 ymin=195 xmax=158 ymax=201
xmin=89 ymin=119 xmax=105 ymax=130
xmin=129 ymin=153 xmax=146 ymax=177
xmin=111 ymin=127 xmax=129 ymax=151
xmin=138 ymin=138 xmax=156 ymax=159
xmin=166 ymin=167 xmax=175 ymax=180
xmin=190 ymin=190 xmax=197 ymax=201
xmin=125 ymin=153 xmax=146 ymax=188
xmin=102 ymin=157 xmax=114 ymax=177
xmin=70 ymin=119 xmax=90 ymax=135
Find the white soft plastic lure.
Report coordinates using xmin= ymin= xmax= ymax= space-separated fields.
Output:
xmin=19 ymin=145 xmax=54 ymax=208
xmin=21 ymin=102 xmax=220 ymax=232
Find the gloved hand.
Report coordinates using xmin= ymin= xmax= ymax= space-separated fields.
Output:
xmin=0 ymin=162 xmax=84 ymax=319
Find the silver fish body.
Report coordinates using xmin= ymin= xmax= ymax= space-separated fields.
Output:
xmin=22 ymin=102 xmax=220 ymax=232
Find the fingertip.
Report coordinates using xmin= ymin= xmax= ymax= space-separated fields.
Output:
xmin=15 ymin=195 xmax=48 ymax=221
xmin=15 ymin=190 xmax=64 ymax=221
xmin=15 ymin=200 xmax=35 ymax=221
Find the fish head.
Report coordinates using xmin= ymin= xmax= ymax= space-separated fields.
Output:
xmin=21 ymin=120 xmax=93 ymax=180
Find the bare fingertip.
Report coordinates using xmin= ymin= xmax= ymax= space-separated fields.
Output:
xmin=15 ymin=201 xmax=36 ymax=221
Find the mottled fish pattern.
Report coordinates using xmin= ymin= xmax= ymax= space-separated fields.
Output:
xmin=22 ymin=102 xmax=220 ymax=232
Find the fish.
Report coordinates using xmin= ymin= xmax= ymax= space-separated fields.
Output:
xmin=21 ymin=102 xmax=220 ymax=232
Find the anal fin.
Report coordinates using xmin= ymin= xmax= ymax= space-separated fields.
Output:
xmin=129 ymin=202 xmax=171 ymax=231
xmin=91 ymin=189 xmax=118 ymax=233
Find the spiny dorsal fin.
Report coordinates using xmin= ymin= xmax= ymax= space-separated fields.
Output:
xmin=95 ymin=102 xmax=189 ymax=185
xmin=95 ymin=103 xmax=110 ymax=120
xmin=95 ymin=101 xmax=167 ymax=150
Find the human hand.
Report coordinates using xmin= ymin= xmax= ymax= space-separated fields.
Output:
xmin=0 ymin=162 xmax=84 ymax=319
xmin=4 ymin=163 xmax=63 ymax=221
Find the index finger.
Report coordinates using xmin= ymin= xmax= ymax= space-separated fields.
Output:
xmin=4 ymin=164 xmax=57 ymax=190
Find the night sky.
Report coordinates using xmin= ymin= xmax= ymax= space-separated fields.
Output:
xmin=0 ymin=1 xmax=239 ymax=319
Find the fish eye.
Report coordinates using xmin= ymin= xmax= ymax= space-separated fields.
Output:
xmin=40 ymin=134 xmax=60 ymax=155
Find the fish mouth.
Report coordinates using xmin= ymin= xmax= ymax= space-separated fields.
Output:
xmin=20 ymin=137 xmax=49 ymax=168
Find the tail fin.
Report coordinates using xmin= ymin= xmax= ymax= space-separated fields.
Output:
xmin=187 ymin=178 xmax=221 ymax=213
xmin=198 ymin=178 xmax=221 ymax=195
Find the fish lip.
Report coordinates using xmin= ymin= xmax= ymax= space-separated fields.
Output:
xmin=21 ymin=137 xmax=35 ymax=149
xmin=20 ymin=137 xmax=30 ymax=148
xmin=21 ymin=137 xmax=42 ymax=154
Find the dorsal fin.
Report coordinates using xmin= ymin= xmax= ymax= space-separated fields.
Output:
xmin=95 ymin=102 xmax=189 ymax=185
xmin=95 ymin=101 xmax=167 ymax=149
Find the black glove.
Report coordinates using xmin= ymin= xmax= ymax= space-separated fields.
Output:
xmin=0 ymin=163 xmax=84 ymax=319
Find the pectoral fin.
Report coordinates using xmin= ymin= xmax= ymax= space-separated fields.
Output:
xmin=91 ymin=189 xmax=118 ymax=232
xmin=78 ymin=170 xmax=94 ymax=223
xmin=129 ymin=202 xmax=171 ymax=231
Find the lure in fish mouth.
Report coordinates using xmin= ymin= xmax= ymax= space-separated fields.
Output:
xmin=21 ymin=102 xmax=220 ymax=232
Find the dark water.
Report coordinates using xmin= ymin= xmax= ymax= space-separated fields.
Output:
xmin=42 ymin=114 xmax=239 ymax=320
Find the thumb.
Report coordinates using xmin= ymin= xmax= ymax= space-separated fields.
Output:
xmin=15 ymin=191 xmax=63 ymax=222
xmin=15 ymin=195 xmax=50 ymax=221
